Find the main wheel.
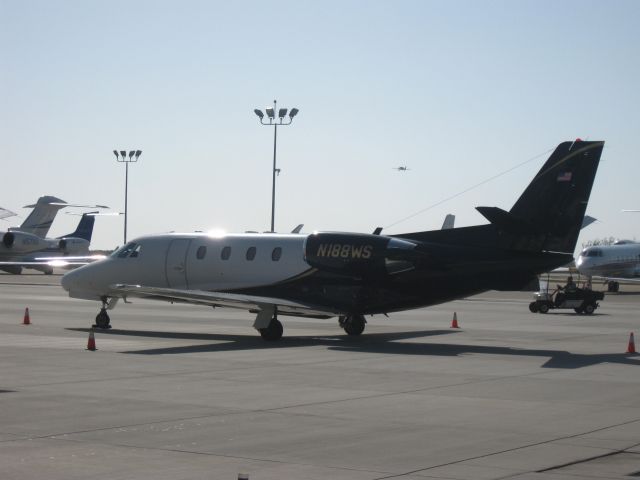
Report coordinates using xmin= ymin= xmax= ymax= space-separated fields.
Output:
xmin=95 ymin=309 xmax=111 ymax=329
xmin=259 ymin=317 xmax=283 ymax=341
xmin=538 ymin=303 xmax=550 ymax=314
xmin=343 ymin=315 xmax=366 ymax=336
xmin=583 ymin=303 xmax=595 ymax=314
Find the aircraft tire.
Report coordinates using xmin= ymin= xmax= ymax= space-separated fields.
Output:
xmin=538 ymin=303 xmax=549 ymax=314
xmin=95 ymin=309 xmax=111 ymax=329
xmin=343 ymin=315 xmax=366 ymax=336
xmin=259 ymin=318 xmax=283 ymax=341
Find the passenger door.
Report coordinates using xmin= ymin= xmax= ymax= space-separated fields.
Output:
xmin=165 ymin=239 xmax=191 ymax=288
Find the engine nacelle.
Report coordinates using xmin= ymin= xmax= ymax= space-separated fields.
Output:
xmin=58 ymin=237 xmax=90 ymax=254
xmin=1 ymin=231 xmax=49 ymax=253
xmin=304 ymin=232 xmax=418 ymax=276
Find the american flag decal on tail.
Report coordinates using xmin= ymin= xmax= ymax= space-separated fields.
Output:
xmin=557 ymin=171 xmax=572 ymax=182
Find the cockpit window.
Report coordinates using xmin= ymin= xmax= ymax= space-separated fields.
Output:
xmin=112 ymin=242 xmax=141 ymax=258
xmin=587 ymin=249 xmax=603 ymax=257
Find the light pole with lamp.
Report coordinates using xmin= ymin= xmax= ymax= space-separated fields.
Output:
xmin=253 ymin=100 xmax=299 ymax=233
xmin=113 ymin=149 xmax=142 ymax=244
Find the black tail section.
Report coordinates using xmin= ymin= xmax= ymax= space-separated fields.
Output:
xmin=504 ymin=140 xmax=603 ymax=252
xmin=397 ymin=140 xmax=604 ymax=254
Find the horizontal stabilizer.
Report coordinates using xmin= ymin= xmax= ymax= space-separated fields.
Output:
xmin=476 ymin=206 xmax=536 ymax=234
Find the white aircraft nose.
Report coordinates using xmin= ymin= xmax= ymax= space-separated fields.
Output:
xmin=61 ymin=269 xmax=77 ymax=292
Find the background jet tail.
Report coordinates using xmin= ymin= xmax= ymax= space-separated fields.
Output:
xmin=61 ymin=213 xmax=96 ymax=242
xmin=15 ymin=196 xmax=68 ymax=238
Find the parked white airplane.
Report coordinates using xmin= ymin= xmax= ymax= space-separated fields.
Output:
xmin=0 ymin=212 xmax=101 ymax=274
xmin=61 ymin=140 xmax=604 ymax=340
xmin=576 ymin=241 xmax=640 ymax=292
xmin=1 ymin=196 xmax=108 ymax=274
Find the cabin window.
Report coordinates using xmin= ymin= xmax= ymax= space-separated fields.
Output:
xmin=196 ymin=246 xmax=207 ymax=259
xmin=114 ymin=242 xmax=141 ymax=258
xmin=246 ymin=246 xmax=256 ymax=261
xmin=271 ymin=247 xmax=282 ymax=261
xmin=221 ymin=246 xmax=231 ymax=260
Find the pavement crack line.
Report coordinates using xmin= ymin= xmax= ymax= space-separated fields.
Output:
xmin=368 ymin=419 xmax=640 ymax=480
xmin=39 ymin=436 xmax=395 ymax=477
xmin=537 ymin=441 xmax=640 ymax=473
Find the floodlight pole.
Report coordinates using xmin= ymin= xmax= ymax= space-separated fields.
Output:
xmin=113 ymin=150 xmax=142 ymax=244
xmin=271 ymin=106 xmax=278 ymax=233
xmin=254 ymin=100 xmax=299 ymax=233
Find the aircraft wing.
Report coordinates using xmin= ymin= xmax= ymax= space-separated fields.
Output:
xmin=108 ymin=284 xmax=338 ymax=319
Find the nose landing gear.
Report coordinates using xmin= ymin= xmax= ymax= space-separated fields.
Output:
xmin=94 ymin=297 xmax=112 ymax=329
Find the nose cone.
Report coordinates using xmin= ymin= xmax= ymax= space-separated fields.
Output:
xmin=61 ymin=268 xmax=79 ymax=292
xmin=60 ymin=263 xmax=104 ymax=301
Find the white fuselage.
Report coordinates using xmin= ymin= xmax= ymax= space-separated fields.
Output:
xmin=62 ymin=233 xmax=312 ymax=300
xmin=576 ymin=243 xmax=640 ymax=279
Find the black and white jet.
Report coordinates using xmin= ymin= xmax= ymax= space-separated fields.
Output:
xmin=62 ymin=140 xmax=604 ymax=340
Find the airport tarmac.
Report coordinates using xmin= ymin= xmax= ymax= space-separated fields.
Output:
xmin=0 ymin=272 xmax=639 ymax=479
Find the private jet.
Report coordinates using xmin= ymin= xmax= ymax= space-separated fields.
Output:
xmin=62 ymin=140 xmax=604 ymax=340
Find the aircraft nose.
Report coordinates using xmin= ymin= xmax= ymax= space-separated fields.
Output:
xmin=61 ymin=269 xmax=77 ymax=292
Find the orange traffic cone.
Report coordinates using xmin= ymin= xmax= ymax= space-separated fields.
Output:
xmin=23 ymin=308 xmax=31 ymax=325
xmin=627 ymin=332 xmax=636 ymax=354
xmin=87 ymin=330 xmax=97 ymax=351
xmin=451 ymin=312 xmax=460 ymax=328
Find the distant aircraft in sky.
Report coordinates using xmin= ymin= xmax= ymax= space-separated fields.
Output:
xmin=61 ymin=140 xmax=604 ymax=340
xmin=393 ymin=166 xmax=410 ymax=171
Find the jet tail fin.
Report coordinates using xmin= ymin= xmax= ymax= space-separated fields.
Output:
xmin=61 ymin=213 xmax=96 ymax=242
xmin=15 ymin=196 xmax=68 ymax=237
xmin=505 ymin=140 xmax=603 ymax=253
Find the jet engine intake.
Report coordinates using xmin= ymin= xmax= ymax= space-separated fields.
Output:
xmin=1 ymin=231 xmax=48 ymax=253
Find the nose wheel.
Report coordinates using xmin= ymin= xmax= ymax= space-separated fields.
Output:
xmin=94 ymin=308 xmax=111 ymax=329
xmin=94 ymin=297 xmax=112 ymax=329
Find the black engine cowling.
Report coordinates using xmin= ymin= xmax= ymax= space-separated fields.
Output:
xmin=304 ymin=232 xmax=418 ymax=276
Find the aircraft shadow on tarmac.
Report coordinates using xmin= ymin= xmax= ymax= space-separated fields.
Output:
xmin=66 ymin=327 xmax=640 ymax=369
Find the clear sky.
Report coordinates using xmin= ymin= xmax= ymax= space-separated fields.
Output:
xmin=1 ymin=0 xmax=639 ymax=252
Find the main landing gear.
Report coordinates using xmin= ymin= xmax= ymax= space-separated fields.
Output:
xmin=607 ymin=281 xmax=620 ymax=293
xmin=259 ymin=316 xmax=283 ymax=341
xmin=339 ymin=314 xmax=366 ymax=336
xmin=94 ymin=297 xmax=112 ymax=329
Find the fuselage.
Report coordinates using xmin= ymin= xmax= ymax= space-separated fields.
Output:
xmin=62 ymin=230 xmax=573 ymax=316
